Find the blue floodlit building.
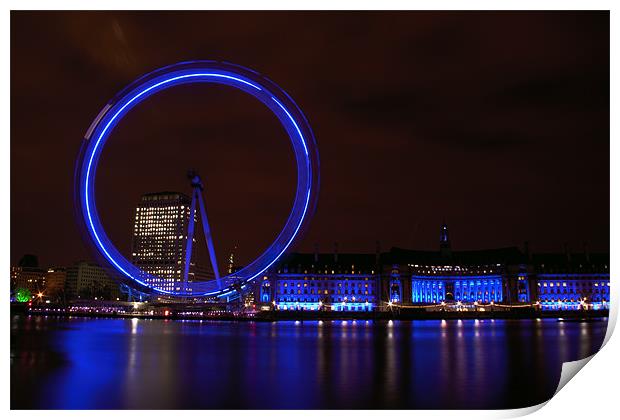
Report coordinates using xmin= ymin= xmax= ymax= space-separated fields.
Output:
xmin=380 ymin=225 xmax=610 ymax=311
xmin=255 ymin=245 xmax=379 ymax=311
xmin=252 ymin=224 xmax=610 ymax=312
xmin=532 ymin=252 xmax=610 ymax=311
xmin=381 ymin=224 xmax=527 ymax=306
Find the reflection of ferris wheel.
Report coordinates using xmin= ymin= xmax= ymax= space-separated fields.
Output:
xmin=74 ymin=61 xmax=320 ymax=298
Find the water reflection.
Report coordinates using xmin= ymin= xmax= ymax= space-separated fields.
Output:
xmin=11 ymin=316 xmax=607 ymax=409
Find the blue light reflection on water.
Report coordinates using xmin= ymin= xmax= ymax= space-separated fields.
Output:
xmin=10 ymin=316 xmax=607 ymax=409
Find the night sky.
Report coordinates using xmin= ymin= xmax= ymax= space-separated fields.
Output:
xmin=11 ymin=11 xmax=609 ymax=270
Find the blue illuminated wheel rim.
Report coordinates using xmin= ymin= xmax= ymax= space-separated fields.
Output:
xmin=74 ymin=61 xmax=319 ymax=298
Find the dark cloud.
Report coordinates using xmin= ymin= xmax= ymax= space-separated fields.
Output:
xmin=492 ymin=74 xmax=609 ymax=111
xmin=11 ymin=11 xmax=609 ymax=270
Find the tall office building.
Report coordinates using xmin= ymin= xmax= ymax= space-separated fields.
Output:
xmin=131 ymin=192 xmax=198 ymax=292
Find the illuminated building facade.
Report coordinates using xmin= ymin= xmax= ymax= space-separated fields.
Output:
xmin=253 ymin=225 xmax=610 ymax=312
xmin=131 ymin=192 xmax=194 ymax=292
xmin=381 ymin=224 xmax=529 ymax=306
xmin=11 ymin=254 xmax=46 ymax=295
xmin=532 ymin=252 xmax=610 ymax=311
xmin=380 ymin=226 xmax=610 ymax=311
xmin=256 ymin=246 xmax=379 ymax=311
xmin=384 ymin=248 xmax=524 ymax=306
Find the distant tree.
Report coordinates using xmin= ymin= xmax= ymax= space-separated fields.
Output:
xmin=15 ymin=288 xmax=31 ymax=303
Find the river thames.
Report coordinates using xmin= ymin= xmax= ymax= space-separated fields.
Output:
xmin=11 ymin=315 xmax=607 ymax=409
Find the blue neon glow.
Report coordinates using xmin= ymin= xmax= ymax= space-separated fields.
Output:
xmin=271 ymin=96 xmax=309 ymax=157
xmin=78 ymin=63 xmax=318 ymax=297
xmin=411 ymin=275 xmax=503 ymax=304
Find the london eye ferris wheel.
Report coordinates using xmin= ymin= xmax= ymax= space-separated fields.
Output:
xmin=74 ymin=61 xmax=320 ymax=299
